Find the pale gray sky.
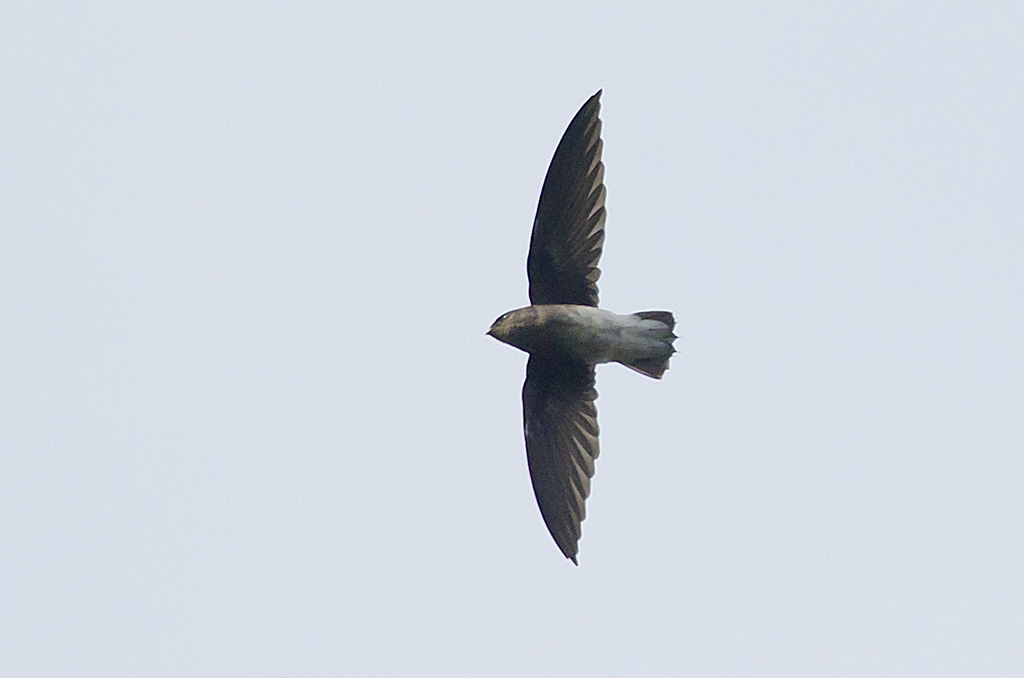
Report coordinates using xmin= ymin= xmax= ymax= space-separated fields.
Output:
xmin=3 ymin=1 xmax=1023 ymax=675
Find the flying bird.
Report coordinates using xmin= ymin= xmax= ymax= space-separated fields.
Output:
xmin=488 ymin=91 xmax=676 ymax=564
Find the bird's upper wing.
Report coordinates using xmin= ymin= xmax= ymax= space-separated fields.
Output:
xmin=522 ymin=355 xmax=600 ymax=564
xmin=527 ymin=90 xmax=606 ymax=307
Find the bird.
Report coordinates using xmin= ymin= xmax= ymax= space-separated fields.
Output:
xmin=487 ymin=90 xmax=676 ymax=564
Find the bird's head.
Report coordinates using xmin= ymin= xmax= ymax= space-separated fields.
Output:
xmin=487 ymin=307 xmax=539 ymax=353
xmin=487 ymin=311 xmax=515 ymax=343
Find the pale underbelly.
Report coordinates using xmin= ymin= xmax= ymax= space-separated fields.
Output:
xmin=541 ymin=305 xmax=672 ymax=365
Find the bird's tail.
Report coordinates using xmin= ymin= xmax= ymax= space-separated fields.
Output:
xmin=620 ymin=311 xmax=677 ymax=379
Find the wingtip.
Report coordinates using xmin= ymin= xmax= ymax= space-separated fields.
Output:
xmin=569 ymin=554 xmax=579 ymax=566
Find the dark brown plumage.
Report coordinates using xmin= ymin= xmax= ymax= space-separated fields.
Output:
xmin=523 ymin=355 xmax=599 ymax=564
xmin=523 ymin=91 xmax=606 ymax=564
xmin=488 ymin=90 xmax=675 ymax=564
xmin=527 ymin=90 xmax=606 ymax=308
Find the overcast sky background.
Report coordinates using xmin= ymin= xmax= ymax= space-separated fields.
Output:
xmin=3 ymin=1 xmax=1023 ymax=676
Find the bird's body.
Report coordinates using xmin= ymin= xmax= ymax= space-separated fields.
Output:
xmin=488 ymin=90 xmax=676 ymax=564
xmin=489 ymin=305 xmax=676 ymax=378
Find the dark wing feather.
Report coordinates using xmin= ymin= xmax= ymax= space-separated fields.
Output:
xmin=527 ymin=91 xmax=606 ymax=307
xmin=522 ymin=355 xmax=600 ymax=564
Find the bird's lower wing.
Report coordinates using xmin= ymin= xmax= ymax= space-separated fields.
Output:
xmin=522 ymin=356 xmax=600 ymax=564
